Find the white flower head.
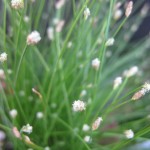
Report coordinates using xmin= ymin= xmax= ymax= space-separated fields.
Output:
xmin=92 ymin=58 xmax=100 ymax=71
xmin=11 ymin=0 xmax=24 ymax=9
xmin=0 ymin=52 xmax=7 ymax=63
xmin=27 ymin=31 xmax=41 ymax=45
xmin=92 ymin=117 xmax=103 ymax=131
xmin=47 ymin=27 xmax=54 ymax=40
xmin=125 ymin=1 xmax=133 ymax=17
xmin=105 ymin=38 xmax=115 ymax=46
xmin=84 ymin=135 xmax=92 ymax=143
xmin=72 ymin=100 xmax=86 ymax=112
xmin=55 ymin=0 xmax=65 ymax=9
xmin=143 ymin=82 xmax=150 ymax=93
xmin=9 ymin=109 xmax=18 ymax=118
xmin=113 ymin=76 xmax=122 ymax=89
xmin=20 ymin=124 xmax=33 ymax=134
xmin=36 ymin=112 xmax=43 ymax=119
xmin=113 ymin=9 xmax=123 ymax=20
xmin=55 ymin=20 xmax=65 ymax=32
xmin=82 ymin=124 xmax=90 ymax=132
xmin=124 ymin=66 xmax=138 ymax=78
xmin=80 ymin=90 xmax=87 ymax=97
xmin=84 ymin=7 xmax=90 ymax=20
xmin=124 ymin=129 xmax=134 ymax=139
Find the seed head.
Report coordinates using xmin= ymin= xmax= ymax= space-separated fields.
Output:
xmin=0 ymin=52 xmax=7 ymax=63
xmin=84 ymin=7 xmax=90 ymax=20
xmin=105 ymin=38 xmax=115 ymax=46
xmin=27 ymin=31 xmax=41 ymax=45
xmin=11 ymin=0 xmax=24 ymax=9
xmin=125 ymin=1 xmax=133 ymax=17
xmin=124 ymin=129 xmax=134 ymax=139
xmin=92 ymin=58 xmax=100 ymax=71
xmin=92 ymin=117 xmax=103 ymax=131
xmin=72 ymin=100 xmax=86 ymax=112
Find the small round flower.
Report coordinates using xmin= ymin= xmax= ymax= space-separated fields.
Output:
xmin=36 ymin=112 xmax=43 ymax=119
xmin=20 ymin=124 xmax=33 ymax=134
xmin=92 ymin=58 xmax=100 ymax=71
xmin=55 ymin=0 xmax=65 ymax=9
xmin=124 ymin=66 xmax=138 ymax=78
xmin=92 ymin=117 xmax=103 ymax=131
xmin=0 ymin=52 xmax=7 ymax=63
xmin=9 ymin=109 xmax=18 ymax=118
xmin=11 ymin=0 xmax=24 ymax=9
xmin=124 ymin=129 xmax=134 ymax=139
xmin=125 ymin=1 xmax=133 ymax=17
xmin=82 ymin=124 xmax=90 ymax=132
xmin=105 ymin=38 xmax=115 ymax=46
xmin=84 ymin=7 xmax=90 ymax=20
xmin=84 ymin=135 xmax=92 ymax=143
xmin=113 ymin=77 xmax=122 ymax=89
xmin=27 ymin=31 xmax=41 ymax=45
xmin=72 ymin=100 xmax=86 ymax=112
xmin=113 ymin=9 xmax=123 ymax=20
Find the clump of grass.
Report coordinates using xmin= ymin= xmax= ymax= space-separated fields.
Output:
xmin=0 ymin=0 xmax=150 ymax=149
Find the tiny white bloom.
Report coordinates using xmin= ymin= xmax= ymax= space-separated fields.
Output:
xmin=143 ymin=82 xmax=150 ymax=93
xmin=72 ymin=100 xmax=86 ymax=112
xmin=44 ymin=147 xmax=51 ymax=150
xmin=92 ymin=58 xmax=100 ymax=71
xmin=124 ymin=129 xmax=134 ymax=139
xmin=9 ymin=109 xmax=18 ymax=118
xmin=113 ymin=77 xmax=122 ymax=89
xmin=84 ymin=7 xmax=90 ymax=20
xmin=124 ymin=66 xmax=138 ymax=78
xmin=105 ymin=38 xmax=115 ymax=46
xmin=47 ymin=27 xmax=54 ymax=40
xmin=0 ymin=52 xmax=7 ymax=62
xmin=24 ymin=16 xmax=30 ymax=23
xmin=27 ymin=31 xmax=41 ymax=45
xmin=67 ymin=41 xmax=72 ymax=48
xmin=55 ymin=20 xmax=65 ymax=32
xmin=55 ymin=0 xmax=65 ymax=9
xmin=82 ymin=124 xmax=90 ymax=132
xmin=11 ymin=0 xmax=24 ymax=9
xmin=80 ymin=90 xmax=87 ymax=97
xmin=36 ymin=112 xmax=44 ymax=119
xmin=84 ymin=135 xmax=92 ymax=143
xmin=125 ymin=1 xmax=133 ymax=17
xmin=92 ymin=117 xmax=103 ymax=131
xmin=20 ymin=124 xmax=33 ymax=134
xmin=113 ymin=9 xmax=123 ymax=20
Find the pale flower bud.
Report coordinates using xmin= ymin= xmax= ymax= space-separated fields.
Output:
xmin=92 ymin=58 xmax=100 ymax=71
xmin=113 ymin=9 xmax=123 ymax=20
xmin=92 ymin=117 xmax=103 ymax=130
xmin=0 ymin=69 xmax=5 ymax=79
xmin=124 ymin=129 xmax=134 ymax=139
xmin=125 ymin=1 xmax=133 ymax=17
xmin=36 ymin=112 xmax=43 ymax=119
xmin=72 ymin=100 xmax=86 ymax=112
xmin=47 ymin=27 xmax=54 ymax=40
xmin=11 ymin=0 xmax=24 ymax=9
xmin=55 ymin=20 xmax=65 ymax=32
xmin=20 ymin=124 xmax=33 ymax=134
xmin=105 ymin=38 xmax=115 ymax=46
xmin=113 ymin=77 xmax=122 ymax=89
xmin=55 ymin=0 xmax=65 ymax=9
xmin=9 ymin=109 xmax=18 ymax=118
xmin=82 ymin=124 xmax=90 ymax=132
xmin=0 ymin=52 xmax=7 ymax=62
xmin=12 ymin=127 xmax=21 ymax=139
xmin=84 ymin=135 xmax=92 ymax=143
xmin=84 ymin=7 xmax=90 ymax=20
xmin=27 ymin=31 xmax=41 ymax=45
xmin=124 ymin=66 xmax=138 ymax=78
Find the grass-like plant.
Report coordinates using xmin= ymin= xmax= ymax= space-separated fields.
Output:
xmin=0 ymin=0 xmax=150 ymax=150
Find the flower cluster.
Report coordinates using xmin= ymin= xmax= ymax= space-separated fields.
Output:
xmin=72 ymin=100 xmax=86 ymax=112
xmin=92 ymin=117 xmax=103 ymax=131
xmin=11 ymin=0 xmax=24 ymax=9
xmin=0 ymin=52 xmax=7 ymax=63
xmin=132 ymin=82 xmax=150 ymax=100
